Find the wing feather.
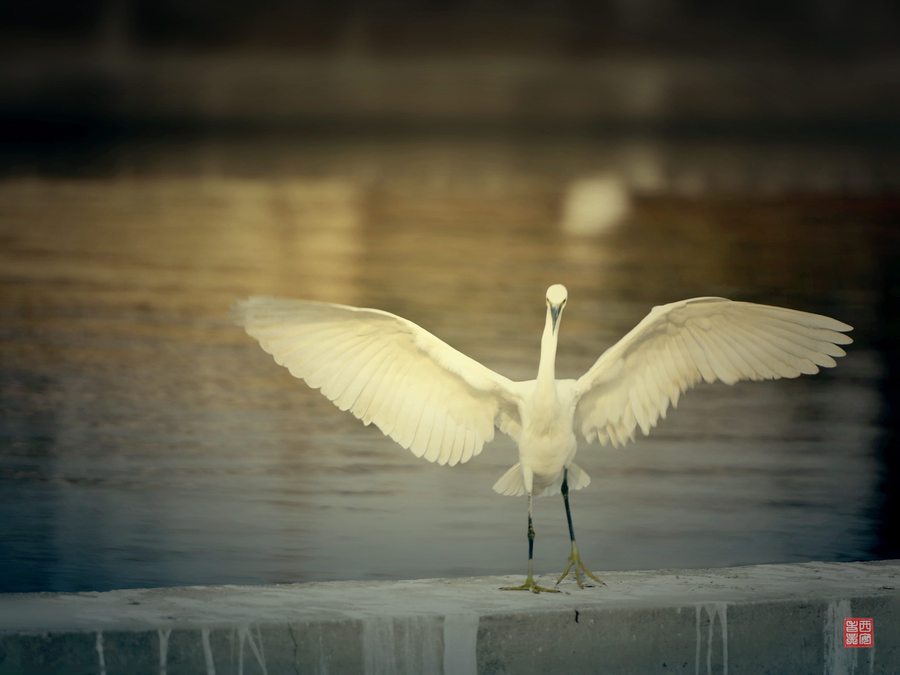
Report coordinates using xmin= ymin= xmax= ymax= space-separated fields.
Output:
xmin=447 ymin=424 xmax=465 ymax=467
xmin=411 ymin=380 xmax=439 ymax=458
xmin=705 ymin=326 xmax=757 ymax=380
xmin=737 ymin=322 xmax=809 ymax=376
xmin=368 ymin=347 xmax=422 ymax=437
xmin=396 ymin=379 xmax=427 ymax=453
xmin=320 ymin=337 xmax=384 ymax=404
xmin=334 ymin=341 xmax=393 ymax=412
xmin=358 ymin=350 xmax=401 ymax=425
xmin=424 ymin=409 xmax=447 ymax=463
xmin=234 ymin=297 xmax=522 ymax=464
xmin=435 ymin=415 xmax=457 ymax=465
xmin=757 ymin=319 xmax=846 ymax=359
xmin=718 ymin=327 xmax=766 ymax=379
xmin=574 ymin=298 xmax=852 ymax=447
xmin=694 ymin=326 xmax=739 ymax=383
xmin=682 ymin=327 xmax=718 ymax=383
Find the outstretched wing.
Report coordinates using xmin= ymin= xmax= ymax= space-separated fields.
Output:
xmin=572 ymin=297 xmax=853 ymax=447
xmin=234 ymin=297 xmax=523 ymax=465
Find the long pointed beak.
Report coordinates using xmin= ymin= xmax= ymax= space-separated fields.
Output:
xmin=550 ymin=304 xmax=561 ymax=332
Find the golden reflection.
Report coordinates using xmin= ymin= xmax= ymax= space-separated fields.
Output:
xmin=560 ymin=175 xmax=631 ymax=236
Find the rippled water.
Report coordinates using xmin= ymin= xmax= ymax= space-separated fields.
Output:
xmin=1 ymin=136 xmax=897 ymax=592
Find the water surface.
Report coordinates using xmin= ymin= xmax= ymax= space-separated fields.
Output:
xmin=1 ymin=136 xmax=897 ymax=592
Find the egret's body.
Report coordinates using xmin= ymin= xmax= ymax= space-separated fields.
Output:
xmin=235 ymin=285 xmax=852 ymax=592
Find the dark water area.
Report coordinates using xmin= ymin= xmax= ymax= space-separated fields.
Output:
xmin=1 ymin=135 xmax=898 ymax=593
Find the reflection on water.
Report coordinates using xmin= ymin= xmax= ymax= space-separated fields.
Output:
xmin=0 ymin=136 xmax=897 ymax=592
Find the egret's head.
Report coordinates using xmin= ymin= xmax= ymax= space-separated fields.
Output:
xmin=545 ymin=284 xmax=568 ymax=333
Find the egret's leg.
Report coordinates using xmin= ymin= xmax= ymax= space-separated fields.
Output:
xmin=556 ymin=469 xmax=605 ymax=588
xmin=501 ymin=492 xmax=559 ymax=594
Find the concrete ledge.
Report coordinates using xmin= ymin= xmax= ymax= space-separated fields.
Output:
xmin=1 ymin=561 xmax=898 ymax=674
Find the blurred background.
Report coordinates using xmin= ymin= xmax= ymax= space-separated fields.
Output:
xmin=1 ymin=1 xmax=898 ymax=593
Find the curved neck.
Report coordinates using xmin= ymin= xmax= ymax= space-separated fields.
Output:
xmin=536 ymin=309 xmax=558 ymax=388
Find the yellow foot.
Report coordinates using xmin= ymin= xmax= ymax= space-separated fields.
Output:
xmin=556 ymin=543 xmax=605 ymax=588
xmin=500 ymin=576 xmax=561 ymax=594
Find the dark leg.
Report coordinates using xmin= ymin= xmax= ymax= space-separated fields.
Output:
xmin=562 ymin=470 xmax=576 ymax=542
xmin=527 ymin=502 xmax=535 ymax=562
xmin=500 ymin=493 xmax=559 ymax=593
xmin=556 ymin=469 xmax=605 ymax=588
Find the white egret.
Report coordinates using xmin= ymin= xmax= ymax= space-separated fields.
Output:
xmin=234 ymin=285 xmax=852 ymax=593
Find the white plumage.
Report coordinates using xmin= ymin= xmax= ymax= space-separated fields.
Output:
xmin=234 ymin=285 xmax=852 ymax=592
xmin=571 ymin=297 xmax=852 ymax=448
xmin=234 ymin=298 xmax=521 ymax=467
